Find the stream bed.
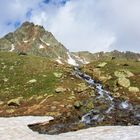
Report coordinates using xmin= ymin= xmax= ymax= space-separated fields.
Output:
xmin=28 ymin=67 xmax=140 ymax=135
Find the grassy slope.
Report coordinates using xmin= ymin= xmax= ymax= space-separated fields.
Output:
xmin=0 ymin=52 xmax=92 ymax=117
xmin=82 ymin=59 xmax=140 ymax=103
xmin=0 ymin=52 xmax=60 ymax=100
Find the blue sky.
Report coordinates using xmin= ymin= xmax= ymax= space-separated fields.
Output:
xmin=0 ymin=0 xmax=140 ymax=53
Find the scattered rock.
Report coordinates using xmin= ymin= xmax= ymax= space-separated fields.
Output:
xmin=122 ymin=63 xmax=129 ymax=66
xmin=36 ymin=95 xmax=44 ymax=100
xmin=0 ymin=101 xmax=4 ymax=105
xmin=55 ymin=87 xmax=66 ymax=93
xmin=97 ymin=62 xmax=107 ymax=68
xmin=113 ymin=92 xmax=120 ymax=98
xmin=86 ymin=101 xmax=94 ymax=110
xmin=117 ymin=77 xmax=130 ymax=88
xmin=68 ymin=95 xmax=76 ymax=100
xmin=99 ymin=75 xmax=112 ymax=83
xmin=51 ymin=106 xmax=57 ymax=111
xmin=74 ymin=101 xmax=83 ymax=109
xmin=66 ymin=104 xmax=73 ymax=109
xmin=114 ymin=70 xmax=134 ymax=78
xmin=27 ymin=79 xmax=37 ymax=84
xmin=3 ymin=78 xmax=8 ymax=82
xmin=129 ymin=87 xmax=140 ymax=93
xmin=76 ymin=83 xmax=88 ymax=92
xmin=6 ymin=109 xmax=15 ymax=113
xmin=7 ymin=97 xmax=24 ymax=106
xmin=92 ymin=68 xmax=101 ymax=77
xmin=53 ymin=72 xmax=63 ymax=78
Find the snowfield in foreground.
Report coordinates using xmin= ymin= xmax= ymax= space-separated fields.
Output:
xmin=0 ymin=116 xmax=140 ymax=140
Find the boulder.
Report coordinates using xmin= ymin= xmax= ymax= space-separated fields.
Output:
xmin=74 ymin=101 xmax=83 ymax=109
xmin=7 ymin=97 xmax=24 ymax=106
xmin=97 ymin=62 xmax=107 ymax=68
xmin=53 ymin=72 xmax=63 ymax=78
xmin=117 ymin=77 xmax=130 ymax=88
xmin=129 ymin=87 xmax=140 ymax=93
xmin=76 ymin=83 xmax=88 ymax=93
xmin=99 ymin=75 xmax=112 ymax=83
xmin=27 ymin=79 xmax=37 ymax=84
xmin=114 ymin=70 xmax=134 ymax=78
xmin=55 ymin=87 xmax=66 ymax=93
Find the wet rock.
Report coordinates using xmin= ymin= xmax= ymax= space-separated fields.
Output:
xmin=7 ymin=97 xmax=24 ymax=106
xmin=119 ymin=101 xmax=133 ymax=110
xmin=113 ymin=92 xmax=120 ymax=98
xmin=53 ymin=72 xmax=63 ymax=78
xmin=74 ymin=101 xmax=83 ymax=109
xmin=86 ymin=101 xmax=94 ymax=111
xmin=114 ymin=70 xmax=134 ymax=78
xmin=129 ymin=87 xmax=139 ymax=93
xmin=117 ymin=77 xmax=130 ymax=88
xmin=97 ymin=62 xmax=107 ymax=68
xmin=55 ymin=87 xmax=66 ymax=93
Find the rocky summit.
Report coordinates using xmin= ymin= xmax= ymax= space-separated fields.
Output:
xmin=0 ymin=21 xmax=89 ymax=65
xmin=0 ymin=22 xmax=140 ymax=138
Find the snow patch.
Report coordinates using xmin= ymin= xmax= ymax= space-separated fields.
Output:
xmin=67 ymin=53 xmax=78 ymax=66
xmin=9 ymin=44 xmax=15 ymax=52
xmin=0 ymin=116 xmax=140 ymax=140
xmin=56 ymin=56 xmax=63 ymax=64
xmin=40 ymin=38 xmax=50 ymax=46
xmin=73 ymin=54 xmax=89 ymax=64
xmin=56 ymin=59 xmax=63 ymax=64
xmin=39 ymin=44 xmax=45 ymax=49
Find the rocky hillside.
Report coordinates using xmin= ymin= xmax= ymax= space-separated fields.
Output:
xmin=73 ymin=50 xmax=140 ymax=63
xmin=0 ymin=22 xmax=86 ymax=65
xmin=0 ymin=52 xmax=93 ymax=117
xmin=0 ymin=21 xmax=139 ymax=65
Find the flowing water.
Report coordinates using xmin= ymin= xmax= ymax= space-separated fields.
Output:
xmin=73 ymin=67 xmax=140 ymax=125
xmin=28 ymin=67 xmax=140 ymax=135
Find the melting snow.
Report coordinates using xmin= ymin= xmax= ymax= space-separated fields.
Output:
xmin=67 ymin=53 xmax=78 ymax=66
xmin=40 ymin=38 xmax=50 ymax=46
xmin=73 ymin=54 xmax=89 ymax=64
xmin=0 ymin=116 xmax=140 ymax=140
xmin=9 ymin=44 xmax=15 ymax=52
xmin=56 ymin=59 xmax=63 ymax=64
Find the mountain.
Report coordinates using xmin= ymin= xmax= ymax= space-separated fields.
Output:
xmin=0 ymin=21 xmax=139 ymax=65
xmin=0 ymin=21 xmax=84 ymax=65
xmin=73 ymin=50 xmax=140 ymax=62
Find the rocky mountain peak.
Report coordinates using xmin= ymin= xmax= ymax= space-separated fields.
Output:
xmin=0 ymin=21 xmax=71 ymax=63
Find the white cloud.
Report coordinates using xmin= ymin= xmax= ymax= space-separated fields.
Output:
xmin=0 ymin=0 xmax=140 ymax=52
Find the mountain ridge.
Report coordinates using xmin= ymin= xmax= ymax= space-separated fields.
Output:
xmin=0 ymin=21 xmax=140 ymax=65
